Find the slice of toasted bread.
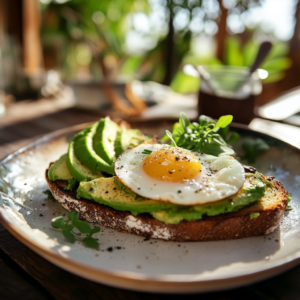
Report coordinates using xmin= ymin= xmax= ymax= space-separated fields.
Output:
xmin=46 ymin=168 xmax=288 ymax=242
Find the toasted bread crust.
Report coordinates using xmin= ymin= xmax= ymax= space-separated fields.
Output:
xmin=46 ymin=168 xmax=288 ymax=242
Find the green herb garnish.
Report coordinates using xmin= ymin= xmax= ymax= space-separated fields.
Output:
xmin=250 ymin=212 xmax=260 ymax=219
xmin=64 ymin=178 xmax=79 ymax=191
xmin=51 ymin=210 xmax=100 ymax=249
xmin=142 ymin=149 xmax=153 ymax=155
xmin=287 ymin=193 xmax=292 ymax=203
xmin=242 ymin=138 xmax=269 ymax=164
xmin=43 ymin=189 xmax=54 ymax=200
xmin=162 ymin=113 xmax=236 ymax=156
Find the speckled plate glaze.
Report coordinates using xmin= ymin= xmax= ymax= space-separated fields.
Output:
xmin=0 ymin=122 xmax=299 ymax=294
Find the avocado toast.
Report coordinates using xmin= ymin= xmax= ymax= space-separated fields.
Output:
xmin=46 ymin=115 xmax=288 ymax=241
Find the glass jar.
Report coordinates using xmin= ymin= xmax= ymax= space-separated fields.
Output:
xmin=198 ymin=65 xmax=266 ymax=124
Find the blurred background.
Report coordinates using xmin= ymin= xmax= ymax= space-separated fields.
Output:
xmin=0 ymin=0 xmax=299 ymax=120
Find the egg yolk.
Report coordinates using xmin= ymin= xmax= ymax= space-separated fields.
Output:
xmin=142 ymin=148 xmax=202 ymax=182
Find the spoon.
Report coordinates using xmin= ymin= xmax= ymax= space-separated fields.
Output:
xmin=193 ymin=65 xmax=216 ymax=95
xmin=235 ymin=41 xmax=272 ymax=93
xmin=249 ymin=41 xmax=272 ymax=76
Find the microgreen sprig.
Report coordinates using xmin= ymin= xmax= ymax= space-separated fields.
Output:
xmin=162 ymin=113 xmax=239 ymax=156
xmin=51 ymin=210 xmax=100 ymax=249
xmin=43 ymin=189 xmax=54 ymax=200
xmin=242 ymin=138 xmax=269 ymax=164
xmin=142 ymin=149 xmax=153 ymax=155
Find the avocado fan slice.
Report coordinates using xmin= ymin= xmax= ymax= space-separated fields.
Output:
xmin=93 ymin=117 xmax=120 ymax=164
xmin=67 ymin=138 xmax=102 ymax=182
xmin=115 ymin=129 xmax=150 ymax=158
xmin=48 ymin=153 xmax=73 ymax=181
xmin=73 ymin=123 xmax=115 ymax=175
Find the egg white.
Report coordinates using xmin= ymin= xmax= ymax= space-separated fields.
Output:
xmin=114 ymin=144 xmax=245 ymax=206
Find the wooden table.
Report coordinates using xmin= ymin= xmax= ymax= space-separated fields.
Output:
xmin=0 ymin=97 xmax=300 ymax=300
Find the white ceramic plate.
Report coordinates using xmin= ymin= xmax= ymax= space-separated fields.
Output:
xmin=0 ymin=123 xmax=299 ymax=294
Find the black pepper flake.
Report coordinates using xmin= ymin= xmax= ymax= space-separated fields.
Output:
xmin=177 ymin=190 xmax=181 ymax=193
xmin=39 ymin=214 xmax=43 ymax=217
xmin=113 ymin=188 xmax=116 ymax=190
xmin=175 ymin=156 xmax=180 ymax=161
xmin=138 ymin=188 xmax=141 ymax=190
xmin=42 ymin=203 xmax=45 ymax=206
xmin=105 ymin=191 xmax=108 ymax=194
xmin=143 ymin=237 xmax=150 ymax=241
xmin=107 ymin=247 xmax=113 ymax=252
xmin=89 ymin=187 xmax=94 ymax=192
xmin=169 ymin=171 xmax=173 ymax=174
xmin=116 ymin=246 xmax=122 ymax=250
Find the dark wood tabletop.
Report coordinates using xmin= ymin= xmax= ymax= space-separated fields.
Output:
xmin=0 ymin=97 xmax=300 ymax=300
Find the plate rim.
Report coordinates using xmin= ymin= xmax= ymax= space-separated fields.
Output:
xmin=1 ymin=121 xmax=300 ymax=293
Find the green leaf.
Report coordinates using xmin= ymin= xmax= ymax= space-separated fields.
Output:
xmin=267 ymin=43 xmax=289 ymax=60
xmin=62 ymin=230 xmax=76 ymax=243
xmin=165 ymin=130 xmax=177 ymax=147
xmin=61 ymin=224 xmax=73 ymax=231
xmin=215 ymin=115 xmax=233 ymax=129
xmin=51 ymin=216 xmax=64 ymax=229
xmin=64 ymin=178 xmax=78 ymax=191
xmin=67 ymin=210 xmax=79 ymax=222
xmin=160 ymin=134 xmax=169 ymax=141
xmin=90 ymin=226 xmax=101 ymax=235
xmin=199 ymin=115 xmax=214 ymax=127
xmin=82 ymin=237 xmax=99 ymax=249
xmin=201 ymin=143 xmax=234 ymax=157
xmin=287 ymin=194 xmax=292 ymax=203
xmin=242 ymin=40 xmax=257 ymax=67
xmin=225 ymin=37 xmax=243 ymax=66
xmin=43 ymin=189 xmax=54 ymax=200
xmin=72 ymin=219 xmax=92 ymax=234
xmin=226 ymin=132 xmax=240 ymax=144
xmin=262 ymin=57 xmax=292 ymax=72
xmin=242 ymin=138 xmax=269 ymax=163
xmin=165 ymin=114 xmax=239 ymax=156
xmin=142 ymin=149 xmax=153 ymax=155
xmin=179 ymin=112 xmax=190 ymax=129
xmin=250 ymin=212 xmax=260 ymax=219
xmin=263 ymin=71 xmax=286 ymax=83
xmin=170 ymin=71 xmax=199 ymax=94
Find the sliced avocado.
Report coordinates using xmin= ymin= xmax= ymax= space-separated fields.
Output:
xmin=115 ymin=129 xmax=149 ymax=157
xmin=48 ymin=153 xmax=73 ymax=181
xmin=73 ymin=123 xmax=115 ymax=175
xmin=77 ymin=174 xmax=267 ymax=224
xmin=67 ymin=138 xmax=102 ymax=182
xmin=152 ymin=174 xmax=266 ymax=224
xmin=93 ymin=117 xmax=120 ymax=164
xmin=77 ymin=177 xmax=175 ymax=215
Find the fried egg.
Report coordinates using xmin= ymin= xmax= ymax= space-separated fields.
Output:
xmin=114 ymin=144 xmax=245 ymax=205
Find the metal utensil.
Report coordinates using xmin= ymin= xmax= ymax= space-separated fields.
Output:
xmin=257 ymin=86 xmax=300 ymax=121
xmin=0 ymin=191 xmax=33 ymax=212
